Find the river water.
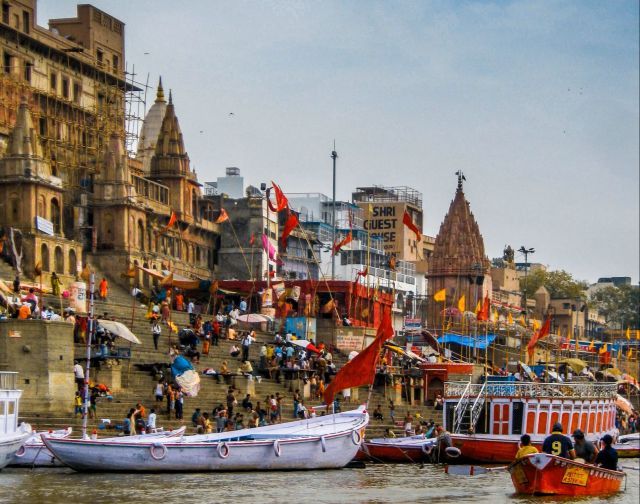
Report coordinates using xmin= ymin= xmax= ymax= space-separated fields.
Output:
xmin=0 ymin=462 xmax=638 ymax=504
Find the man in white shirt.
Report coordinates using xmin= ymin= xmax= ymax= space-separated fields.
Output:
xmin=146 ymin=408 xmax=157 ymax=431
xmin=73 ymin=362 xmax=84 ymax=392
xmin=242 ymin=332 xmax=254 ymax=362
xmin=239 ymin=298 xmax=247 ymax=313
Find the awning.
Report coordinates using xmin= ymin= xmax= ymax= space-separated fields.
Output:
xmin=437 ymin=334 xmax=496 ymax=349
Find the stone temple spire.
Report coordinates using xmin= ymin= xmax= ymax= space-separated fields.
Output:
xmin=6 ymin=96 xmax=44 ymax=159
xmin=156 ymin=76 xmax=165 ymax=103
xmin=150 ymin=91 xmax=190 ymax=175
xmin=136 ymin=77 xmax=169 ymax=174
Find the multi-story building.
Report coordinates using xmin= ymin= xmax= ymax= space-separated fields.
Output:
xmin=0 ymin=2 xmax=219 ymax=289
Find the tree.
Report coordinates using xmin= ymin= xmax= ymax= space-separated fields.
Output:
xmin=591 ymin=284 xmax=640 ymax=329
xmin=519 ymin=269 xmax=588 ymax=300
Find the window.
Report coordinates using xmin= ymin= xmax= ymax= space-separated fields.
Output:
xmin=22 ymin=10 xmax=28 ymax=34
xmin=12 ymin=12 xmax=18 ymax=29
xmin=50 ymin=72 xmax=57 ymax=92
xmin=23 ymin=61 xmax=32 ymax=82
xmin=72 ymin=81 xmax=81 ymax=104
xmin=41 ymin=244 xmax=50 ymax=272
xmin=2 ymin=3 xmax=9 ymax=24
xmin=112 ymin=54 xmax=118 ymax=73
xmin=50 ymin=198 xmax=61 ymax=234
xmin=96 ymin=49 xmax=103 ymax=66
xmin=562 ymin=303 xmax=571 ymax=310
xmin=3 ymin=51 xmax=11 ymax=74
xmin=62 ymin=77 xmax=69 ymax=99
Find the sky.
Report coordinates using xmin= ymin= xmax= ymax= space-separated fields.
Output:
xmin=38 ymin=1 xmax=639 ymax=284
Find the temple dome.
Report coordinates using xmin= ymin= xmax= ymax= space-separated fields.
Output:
xmin=136 ymin=77 xmax=167 ymax=174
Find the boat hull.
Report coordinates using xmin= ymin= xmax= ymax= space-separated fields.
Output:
xmin=43 ymin=410 xmax=368 ymax=472
xmin=0 ymin=431 xmax=31 ymax=470
xmin=508 ymin=453 xmax=624 ymax=496
xmin=358 ymin=436 xmax=436 ymax=463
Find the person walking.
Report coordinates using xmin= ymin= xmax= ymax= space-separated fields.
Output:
xmin=151 ymin=318 xmax=161 ymax=351
xmin=99 ymin=278 xmax=108 ymax=300
xmin=241 ymin=331 xmax=254 ymax=362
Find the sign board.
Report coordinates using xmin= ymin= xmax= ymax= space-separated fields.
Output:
xmin=404 ymin=317 xmax=422 ymax=330
xmin=336 ymin=331 xmax=365 ymax=352
xmin=8 ymin=330 xmax=21 ymax=338
xmin=35 ymin=216 xmax=54 ymax=236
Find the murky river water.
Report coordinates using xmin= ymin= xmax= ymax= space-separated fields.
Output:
xmin=0 ymin=462 xmax=638 ymax=504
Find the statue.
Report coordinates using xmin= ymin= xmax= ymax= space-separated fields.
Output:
xmin=503 ymin=245 xmax=514 ymax=264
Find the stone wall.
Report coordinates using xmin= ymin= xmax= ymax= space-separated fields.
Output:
xmin=0 ymin=319 xmax=75 ymax=413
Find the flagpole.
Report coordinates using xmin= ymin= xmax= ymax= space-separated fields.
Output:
xmin=82 ymin=271 xmax=95 ymax=439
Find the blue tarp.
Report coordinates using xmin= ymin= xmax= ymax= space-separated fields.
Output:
xmin=171 ymin=355 xmax=194 ymax=379
xmin=437 ymin=334 xmax=496 ymax=349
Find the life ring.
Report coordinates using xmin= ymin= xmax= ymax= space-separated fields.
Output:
xmin=421 ymin=443 xmax=432 ymax=455
xmin=14 ymin=445 xmax=26 ymax=458
xmin=320 ymin=436 xmax=327 ymax=453
xmin=273 ymin=440 xmax=282 ymax=457
xmin=149 ymin=443 xmax=167 ymax=461
xmin=445 ymin=446 xmax=461 ymax=458
xmin=217 ymin=442 xmax=230 ymax=459
xmin=351 ymin=429 xmax=362 ymax=446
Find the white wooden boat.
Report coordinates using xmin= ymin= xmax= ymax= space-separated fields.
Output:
xmin=43 ymin=406 xmax=369 ymax=472
xmin=10 ymin=426 xmax=186 ymax=467
xmin=0 ymin=372 xmax=31 ymax=470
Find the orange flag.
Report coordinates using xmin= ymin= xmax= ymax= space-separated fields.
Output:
xmin=280 ymin=212 xmax=299 ymax=252
xmin=157 ymin=211 xmax=178 ymax=234
xmin=270 ymin=181 xmax=289 ymax=212
xmin=324 ymin=309 xmax=394 ymax=405
xmin=527 ymin=315 xmax=552 ymax=359
xmin=402 ymin=210 xmax=421 ymax=240
xmin=332 ymin=231 xmax=353 ymax=255
xmin=215 ymin=208 xmax=229 ymax=224
xmin=477 ymin=295 xmax=490 ymax=322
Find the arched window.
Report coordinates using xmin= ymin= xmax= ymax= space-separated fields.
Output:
xmin=50 ymin=198 xmax=61 ymax=234
xmin=40 ymin=243 xmax=50 ymax=272
xmin=37 ymin=195 xmax=46 ymax=218
xmin=54 ymin=246 xmax=64 ymax=274
xmin=68 ymin=249 xmax=77 ymax=276
xmin=137 ymin=219 xmax=145 ymax=251
xmin=192 ymin=191 xmax=197 ymax=218
xmin=104 ymin=213 xmax=114 ymax=243
xmin=196 ymin=247 xmax=201 ymax=264
xmin=147 ymin=229 xmax=154 ymax=253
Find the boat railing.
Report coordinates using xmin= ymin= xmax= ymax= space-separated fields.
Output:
xmin=469 ymin=381 xmax=486 ymax=429
xmin=0 ymin=372 xmax=18 ymax=390
xmin=453 ymin=380 xmax=472 ymax=433
xmin=444 ymin=381 xmax=618 ymax=400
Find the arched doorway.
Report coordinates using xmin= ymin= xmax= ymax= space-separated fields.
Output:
xmin=137 ymin=219 xmax=145 ymax=251
xmin=50 ymin=198 xmax=61 ymax=234
xmin=40 ymin=243 xmax=50 ymax=272
xmin=54 ymin=246 xmax=64 ymax=274
xmin=68 ymin=249 xmax=77 ymax=276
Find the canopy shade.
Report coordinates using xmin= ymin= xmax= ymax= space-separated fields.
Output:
xmin=558 ymin=358 xmax=588 ymax=374
xmin=97 ymin=320 xmax=141 ymax=345
xmin=437 ymin=334 xmax=496 ymax=350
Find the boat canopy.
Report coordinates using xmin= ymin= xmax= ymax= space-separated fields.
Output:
xmin=437 ymin=334 xmax=496 ymax=349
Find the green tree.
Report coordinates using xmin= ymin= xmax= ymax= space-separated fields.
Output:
xmin=591 ymin=284 xmax=640 ymax=329
xmin=519 ymin=269 xmax=588 ymax=300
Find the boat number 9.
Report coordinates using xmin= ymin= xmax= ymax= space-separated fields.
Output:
xmin=551 ymin=441 xmax=562 ymax=455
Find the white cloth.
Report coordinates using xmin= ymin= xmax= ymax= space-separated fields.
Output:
xmin=146 ymin=412 xmax=157 ymax=429
xmin=74 ymin=364 xmax=84 ymax=379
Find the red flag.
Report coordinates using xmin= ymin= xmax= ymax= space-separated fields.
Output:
xmin=249 ymin=233 xmax=255 ymax=246
xmin=280 ymin=212 xmax=299 ymax=252
xmin=332 ymin=230 xmax=353 ymax=255
xmin=157 ymin=211 xmax=178 ymax=234
xmin=271 ymin=181 xmax=289 ymax=212
xmin=477 ymin=295 xmax=490 ymax=321
xmin=402 ymin=210 xmax=421 ymax=241
xmin=215 ymin=208 xmax=229 ymax=224
xmin=357 ymin=267 xmax=368 ymax=277
xmin=527 ymin=315 xmax=552 ymax=359
xmin=324 ymin=309 xmax=394 ymax=405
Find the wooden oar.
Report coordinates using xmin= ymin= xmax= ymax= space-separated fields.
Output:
xmin=445 ymin=464 xmax=508 ymax=476
xmin=620 ymin=465 xmax=639 ymax=471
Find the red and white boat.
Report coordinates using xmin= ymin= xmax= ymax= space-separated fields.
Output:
xmin=508 ymin=452 xmax=624 ymax=496
xmin=442 ymin=380 xmax=619 ymax=463
xmin=358 ymin=434 xmax=437 ymax=462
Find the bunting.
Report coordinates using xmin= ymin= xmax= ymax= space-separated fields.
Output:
xmin=280 ymin=212 xmax=299 ymax=252
xmin=332 ymin=231 xmax=353 ymax=255
xmin=214 ymin=208 xmax=229 ymax=224
xmin=402 ymin=210 xmax=421 ymax=241
xmin=434 ymin=289 xmax=446 ymax=302
xmin=527 ymin=315 xmax=552 ymax=359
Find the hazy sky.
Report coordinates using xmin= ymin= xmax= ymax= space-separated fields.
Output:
xmin=39 ymin=1 xmax=639 ymax=284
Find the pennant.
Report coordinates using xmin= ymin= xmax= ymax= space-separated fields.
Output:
xmin=625 ymin=327 xmax=631 ymax=340
xmin=324 ymin=309 xmax=394 ymax=405
xmin=157 ymin=211 xmax=178 ymax=235
xmin=280 ymin=212 xmax=299 ymax=252
xmin=637 ymin=330 xmax=640 ymax=341
xmin=402 ymin=210 xmax=421 ymax=241
xmin=271 ymin=181 xmax=289 ymax=212
xmin=599 ymin=343 xmax=608 ymax=354
xmin=575 ymin=336 xmax=580 ymax=353
xmin=434 ymin=289 xmax=446 ymax=302
xmin=532 ymin=319 xmax=541 ymax=331
xmin=168 ymin=321 xmax=178 ymax=334
xmin=527 ymin=315 xmax=552 ymax=359
xmin=457 ymin=295 xmax=465 ymax=313
xmin=477 ymin=295 xmax=490 ymax=322
xmin=491 ymin=309 xmax=499 ymax=323
xmin=249 ymin=233 xmax=255 ymax=246
xmin=627 ymin=347 xmax=633 ymax=359
xmin=475 ymin=300 xmax=481 ymax=314
xmin=588 ymin=340 xmax=595 ymax=351
xmin=332 ymin=231 xmax=353 ymax=255
xmin=507 ymin=312 xmax=514 ymax=325
xmin=518 ymin=315 xmax=526 ymax=326
xmin=215 ymin=208 xmax=229 ymax=224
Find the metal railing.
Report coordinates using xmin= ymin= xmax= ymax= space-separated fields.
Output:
xmin=469 ymin=381 xmax=487 ymax=429
xmin=453 ymin=380 xmax=472 ymax=433
xmin=0 ymin=372 xmax=18 ymax=390
xmin=445 ymin=381 xmax=617 ymax=400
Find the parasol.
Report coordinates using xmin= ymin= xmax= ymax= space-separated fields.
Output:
xmin=236 ymin=313 xmax=273 ymax=324
xmin=97 ymin=320 xmax=141 ymax=344
xmin=291 ymin=339 xmax=321 ymax=354
xmin=559 ymin=358 xmax=587 ymax=374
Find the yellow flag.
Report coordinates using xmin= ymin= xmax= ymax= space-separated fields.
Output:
xmin=636 ymin=330 xmax=640 ymax=340
xmin=588 ymin=340 xmax=595 ymax=350
xmin=533 ymin=319 xmax=541 ymax=331
xmin=475 ymin=300 xmax=481 ymax=314
xmin=518 ymin=315 xmax=525 ymax=326
xmin=627 ymin=347 xmax=633 ymax=359
xmin=491 ymin=309 xmax=498 ymax=323
xmin=626 ymin=327 xmax=631 ymax=340
xmin=434 ymin=289 xmax=446 ymax=302
xmin=508 ymin=312 xmax=514 ymax=325
xmin=458 ymin=295 xmax=466 ymax=313
xmin=599 ymin=343 xmax=608 ymax=354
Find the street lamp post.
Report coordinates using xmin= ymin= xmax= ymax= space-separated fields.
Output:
xmin=331 ymin=145 xmax=338 ymax=281
xmin=518 ymin=246 xmax=535 ymax=324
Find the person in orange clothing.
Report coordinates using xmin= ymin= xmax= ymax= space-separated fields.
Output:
xmin=18 ymin=302 xmax=31 ymax=319
xmin=175 ymin=291 xmax=184 ymax=311
xmin=99 ymin=278 xmax=108 ymax=300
